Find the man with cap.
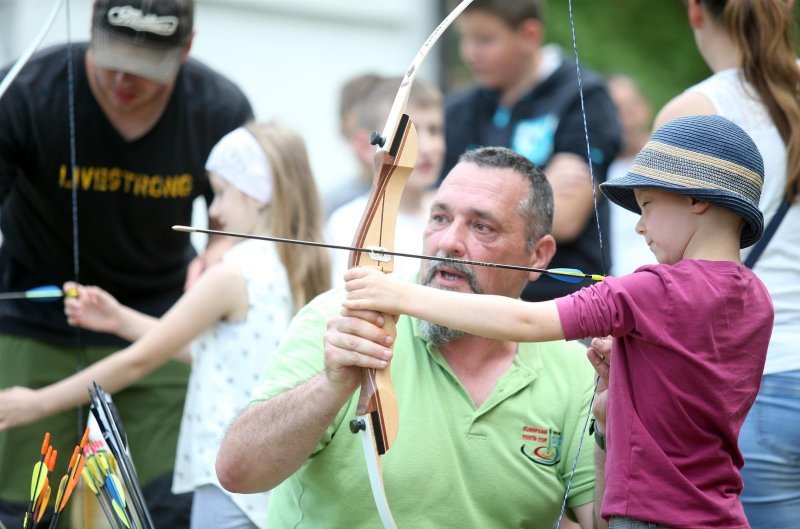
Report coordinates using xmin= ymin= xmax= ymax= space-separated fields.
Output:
xmin=0 ymin=1 xmax=252 ymax=527
xmin=342 ymin=115 xmax=774 ymax=529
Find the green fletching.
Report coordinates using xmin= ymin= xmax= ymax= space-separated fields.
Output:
xmin=82 ymin=467 xmax=98 ymax=494
xmin=29 ymin=462 xmax=47 ymax=502
xmin=112 ymin=498 xmax=131 ymax=529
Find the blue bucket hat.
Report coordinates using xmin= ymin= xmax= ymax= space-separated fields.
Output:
xmin=600 ymin=115 xmax=764 ymax=248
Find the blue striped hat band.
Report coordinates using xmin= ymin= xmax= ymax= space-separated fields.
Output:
xmin=600 ymin=115 xmax=765 ymax=248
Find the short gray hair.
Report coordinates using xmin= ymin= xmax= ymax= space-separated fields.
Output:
xmin=458 ymin=147 xmax=553 ymax=250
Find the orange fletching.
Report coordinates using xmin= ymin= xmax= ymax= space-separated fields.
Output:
xmin=46 ymin=448 xmax=58 ymax=472
xmin=59 ymin=455 xmax=85 ymax=512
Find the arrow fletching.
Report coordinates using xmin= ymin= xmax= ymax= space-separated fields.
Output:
xmin=546 ymin=268 xmax=606 ymax=283
xmin=25 ymin=432 xmax=52 ymax=528
xmin=52 ymin=475 xmax=69 ymax=520
xmin=26 ymin=285 xmax=64 ymax=299
xmin=112 ymin=498 xmax=131 ymax=529
xmin=58 ymin=455 xmax=85 ymax=512
xmin=82 ymin=467 xmax=98 ymax=495
xmin=34 ymin=481 xmax=50 ymax=523
xmin=29 ymin=461 xmax=48 ymax=504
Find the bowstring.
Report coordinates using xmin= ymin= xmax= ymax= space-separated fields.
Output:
xmin=556 ymin=2 xmax=607 ymax=527
xmin=65 ymin=0 xmax=85 ymax=447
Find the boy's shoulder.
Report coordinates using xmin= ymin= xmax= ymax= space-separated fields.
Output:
xmin=444 ymin=85 xmax=493 ymax=112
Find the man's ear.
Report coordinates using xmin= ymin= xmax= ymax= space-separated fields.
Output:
xmin=690 ymin=197 xmax=711 ymax=214
xmin=527 ymin=234 xmax=557 ymax=282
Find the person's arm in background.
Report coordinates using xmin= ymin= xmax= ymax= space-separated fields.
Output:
xmin=549 ymin=82 xmax=622 ymax=243
xmin=545 ymin=152 xmax=596 ymax=242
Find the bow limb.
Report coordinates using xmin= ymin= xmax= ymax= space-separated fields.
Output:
xmin=0 ymin=0 xmax=65 ymax=102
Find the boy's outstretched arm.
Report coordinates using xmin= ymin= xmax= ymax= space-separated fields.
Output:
xmin=344 ymin=267 xmax=565 ymax=343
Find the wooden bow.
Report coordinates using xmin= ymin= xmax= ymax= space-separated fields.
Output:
xmin=344 ymin=2 xmax=475 ymax=526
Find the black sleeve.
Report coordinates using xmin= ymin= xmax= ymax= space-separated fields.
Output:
xmin=0 ymin=81 xmax=29 ymax=203
xmin=552 ymin=82 xmax=621 ymax=182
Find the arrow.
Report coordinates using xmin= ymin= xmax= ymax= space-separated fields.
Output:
xmin=0 ymin=285 xmax=78 ymax=301
xmin=82 ymin=466 xmax=121 ymax=529
xmin=85 ymin=450 xmax=131 ymax=529
xmin=33 ymin=447 xmax=58 ymax=524
xmin=23 ymin=432 xmax=52 ymax=529
xmin=56 ymin=427 xmax=90 ymax=513
xmin=172 ymin=225 xmax=606 ymax=283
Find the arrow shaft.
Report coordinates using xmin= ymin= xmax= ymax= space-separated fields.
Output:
xmin=172 ymin=226 xmax=603 ymax=281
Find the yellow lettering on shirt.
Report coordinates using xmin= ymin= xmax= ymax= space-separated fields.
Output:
xmin=57 ymin=164 xmax=195 ymax=198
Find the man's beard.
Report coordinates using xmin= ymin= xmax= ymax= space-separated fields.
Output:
xmin=417 ymin=257 xmax=481 ymax=346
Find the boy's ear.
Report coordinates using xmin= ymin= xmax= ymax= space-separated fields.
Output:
xmin=517 ymin=18 xmax=543 ymax=46
xmin=689 ymin=198 xmax=711 ymax=214
xmin=687 ymin=0 xmax=705 ymax=29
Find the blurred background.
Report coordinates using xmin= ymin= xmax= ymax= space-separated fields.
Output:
xmin=0 ymin=0 xmax=752 ymax=244
xmin=0 ymin=0 xmax=712 ymax=211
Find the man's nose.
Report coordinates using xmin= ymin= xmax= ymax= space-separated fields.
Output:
xmin=437 ymin=221 xmax=467 ymax=257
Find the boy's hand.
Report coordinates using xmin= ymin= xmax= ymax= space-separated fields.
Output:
xmin=63 ymin=282 xmax=122 ymax=334
xmin=343 ymin=267 xmax=406 ymax=315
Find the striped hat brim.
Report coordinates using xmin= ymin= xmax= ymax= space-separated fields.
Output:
xmin=600 ymin=174 xmax=764 ymax=248
xmin=601 ymin=115 xmax=766 ymax=250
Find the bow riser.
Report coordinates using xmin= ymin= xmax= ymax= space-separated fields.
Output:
xmin=348 ymin=115 xmax=417 ymax=456
xmin=349 ymin=115 xmax=419 ymax=272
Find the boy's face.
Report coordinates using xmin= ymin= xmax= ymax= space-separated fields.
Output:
xmin=456 ymin=11 xmax=537 ymax=90
xmin=634 ymin=188 xmax=696 ymax=265
xmin=407 ymin=102 xmax=445 ymax=193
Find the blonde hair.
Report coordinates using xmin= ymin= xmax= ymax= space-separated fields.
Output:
xmin=245 ymin=122 xmax=330 ymax=310
xmin=703 ymin=0 xmax=800 ymax=201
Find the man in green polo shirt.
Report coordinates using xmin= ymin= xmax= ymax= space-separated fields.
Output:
xmin=216 ymin=147 xmax=600 ymax=529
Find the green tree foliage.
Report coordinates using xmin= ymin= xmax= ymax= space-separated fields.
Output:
xmin=441 ymin=0 xmax=712 ymax=114
xmin=541 ymin=0 xmax=710 ymax=111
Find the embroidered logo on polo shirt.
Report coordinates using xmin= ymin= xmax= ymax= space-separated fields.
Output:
xmin=520 ymin=425 xmax=562 ymax=466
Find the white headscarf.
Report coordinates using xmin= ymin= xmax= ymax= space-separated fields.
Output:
xmin=205 ymin=127 xmax=272 ymax=204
